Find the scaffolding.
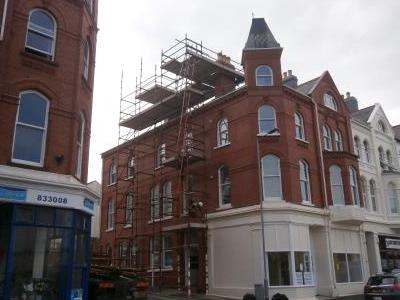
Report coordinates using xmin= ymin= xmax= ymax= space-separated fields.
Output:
xmin=107 ymin=36 xmax=244 ymax=294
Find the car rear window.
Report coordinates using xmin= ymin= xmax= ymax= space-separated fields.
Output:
xmin=368 ymin=276 xmax=397 ymax=286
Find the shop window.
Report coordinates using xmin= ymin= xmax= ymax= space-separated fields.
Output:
xmin=15 ymin=205 xmax=34 ymax=223
xmin=25 ymin=9 xmax=57 ymax=60
xmin=335 ymin=130 xmax=343 ymax=151
xmin=299 ymin=160 xmax=311 ymax=203
xmin=333 ymin=253 xmax=362 ymax=283
xmin=329 ymin=165 xmax=345 ymax=205
xmin=323 ymin=125 xmax=332 ymax=151
xmin=125 ymin=193 xmax=133 ymax=225
xmin=349 ymin=167 xmax=360 ymax=206
xmin=294 ymin=252 xmax=313 ymax=285
xmin=268 ymin=252 xmax=291 ymax=286
xmin=150 ymin=185 xmax=160 ymax=220
xmin=218 ymin=165 xmax=231 ymax=207
xmin=75 ymin=112 xmax=85 ymax=179
xmin=255 ymin=65 xmax=273 ymax=86
xmin=37 ymin=206 xmax=54 ymax=225
xmin=261 ymin=155 xmax=282 ymax=200
xmin=162 ymin=181 xmax=173 ymax=217
xmin=294 ymin=112 xmax=305 ymax=140
xmin=258 ymin=105 xmax=278 ymax=135
xmin=12 ymin=91 xmax=49 ymax=166
xmin=162 ymin=236 xmax=173 ymax=269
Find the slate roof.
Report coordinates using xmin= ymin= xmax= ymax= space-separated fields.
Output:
xmin=393 ymin=125 xmax=400 ymax=141
xmin=295 ymin=76 xmax=320 ymax=96
xmin=244 ymin=18 xmax=281 ymax=49
xmin=351 ymin=105 xmax=375 ymax=123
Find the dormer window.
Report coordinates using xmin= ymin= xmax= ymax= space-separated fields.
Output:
xmin=255 ymin=65 xmax=273 ymax=86
xmin=323 ymin=94 xmax=337 ymax=111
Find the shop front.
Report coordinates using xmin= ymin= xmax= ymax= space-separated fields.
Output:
xmin=0 ymin=169 xmax=97 ymax=300
xmin=379 ymin=235 xmax=400 ymax=273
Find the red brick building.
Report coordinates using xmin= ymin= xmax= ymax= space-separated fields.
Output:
xmin=0 ymin=1 xmax=99 ymax=299
xmin=100 ymin=19 xmax=365 ymax=299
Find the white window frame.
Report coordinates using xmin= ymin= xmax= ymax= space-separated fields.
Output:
xmin=156 ymin=143 xmax=166 ymax=167
xmin=333 ymin=252 xmax=363 ymax=283
xmin=255 ymin=65 xmax=273 ymax=86
xmin=83 ymin=40 xmax=90 ymax=80
xmin=388 ymin=182 xmax=399 ymax=214
xmin=349 ymin=167 xmax=360 ymax=206
xmin=330 ymin=165 xmax=345 ymax=205
xmin=217 ymin=118 xmax=229 ymax=146
xmin=125 ymin=193 xmax=134 ymax=225
xmin=218 ymin=165 xmax=231 ymax=207
xmin=162 ymin=181 xmax=173 ymax=217
xmin=261 ymin=154 xmax=282 ymax=201
xmin=107 ymin=199 xmax=115 ymax=230
xmin=150 ymin=185 xmax=160 ymax=220
xmin=11 ymin=90 xmax=49 ymax=167
xmin=25 ymin=9 xmax=57 ymax=60
xmin=258 ymin=105 xmax=278 ymax=135
xmin=75 ymin=112 xmax=85 ymax=179
xmin=323 ymin=126 xmax=332 ymax=151
xmin=323 ymin=93 xmax=338 ymax=111
xmin=335 ymin=130 xmax=343 ymax=151
xmin=127 ymin=156 xmax=135 ymax=179
xmin=299 ymin=160 xmax=312 ymax=203
xmin=109 ymin=160 xmax=117 ymax=185
xmin=294 ymin=112 xmax=305 ymax=140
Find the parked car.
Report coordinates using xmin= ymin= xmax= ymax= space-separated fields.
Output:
xmin=364 ymin=273 xmax=400 ymax=300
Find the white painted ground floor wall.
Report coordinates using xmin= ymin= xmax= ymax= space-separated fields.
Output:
xmin=206 ymin=203 xmax=393 ymax=300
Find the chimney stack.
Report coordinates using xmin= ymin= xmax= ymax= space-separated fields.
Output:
xmin=282 ymin=69 xmax=298 ymax=89
xmin=344 ymin=92 xmax=359 ymax=112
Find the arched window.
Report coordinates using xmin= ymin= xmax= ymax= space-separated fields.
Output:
xmin=323 ymin=126 xmax=332 ymax=151
xmin=261 ymin=155 xmax=282 ymax=200
xmin=378 ymin=146 xmax=386 ymax=170
xmin=125 ymin=193 xmax=134 ymax=225
xmin=109 ymin=159 xmax=117 ymax=184
xmin=294 ymin=112 xmax=305 ymax=140
xmin=329 ymin=165 xmax=345 ymax=205
xmin=386 ymin=150 xmax=393 ymax=167
xmin=349 ymin=167 xmax=360 ymax=206
xmin=162 ymin=181 xmax=173 ymax=217
xmin=255 ymin=65 xmax=273 ymax=86
xmin=12 ymin=91 xmax=49 ymax=166
xmin=25 ymin=9 xmax=56 ymax=60
xmin=258 ymin=105 xmax=277 ymax=135
xmin=354 ymin=136 xmax=362 ymax=159
xmin=299 ymin=160 xmax=311 ymax=203
xmin=361 ymin=177 xmax=369 ymax=210
xmin=363 ymin=140 xmax=370 ymax=163
xmin=127 ymin=156 xmax=135 ymax=178
xmin=369 ymin=179 xmax=377 ymax=212
xmin=83 ymin=40 xmax=90 ymax=80
xmin=323 ymin=94 xmax=338 ymax=111
xmin=217 ymin=118 xmax=229 ymax=146
xmin=75 ymin=112 xmax=85 ymax=179
xmin=388 ymin=182 xmax=399 ymax=214
xmin=150 ymin=185 xmax=160 ymax=220
xmin=156 ymin=143 xmax=166 ymax=167
xmin=335 ymin=130 xmax=343 ymax=151
xmin=218 ymin=165 xmax=231 ymax=206
xmin=378 ymin=120 xmax=386 ymax=133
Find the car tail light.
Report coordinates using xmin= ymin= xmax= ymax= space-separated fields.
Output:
xmin=99 ymin=281 xmax=114 ymax=289
xmin=390 ymin=283 xmax=400 ymax=292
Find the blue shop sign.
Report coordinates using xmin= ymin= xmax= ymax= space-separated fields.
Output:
xmin=83 ymin=198 xmax=94 ymax=211
xmin=0 ymin=186 xmax=27 ymax=201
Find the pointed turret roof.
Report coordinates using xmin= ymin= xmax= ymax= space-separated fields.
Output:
xmin=244 ymin=18 xmax=281 ymax=49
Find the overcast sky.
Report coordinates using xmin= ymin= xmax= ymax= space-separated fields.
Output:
xmin=88 ymin=0 xmax=400 ymax=182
